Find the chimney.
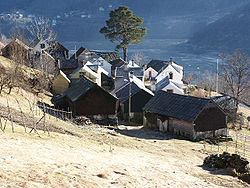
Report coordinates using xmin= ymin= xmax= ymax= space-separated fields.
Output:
xmin=74 ymin=44 xmax=77 ymax=59
xmin=169 ymin=58 xmax=173 ymax=64
xmin=57 ymin=59 xmax=61 ymax=69
xmin=124 ymin=61 xmax=128 ymax=70
xmin=132 ymin=59 xmax=134 ymax=67
xmin=129 ymin=71 xmax=134 ymax=82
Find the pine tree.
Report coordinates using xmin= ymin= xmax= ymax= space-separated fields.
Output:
xmin=100 ymin=6 xmax=147 ymax=61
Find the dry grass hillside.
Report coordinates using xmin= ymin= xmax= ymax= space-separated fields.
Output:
xmin=0 ymin=56 xmax=249 ymax=187
xmin=0 ymin=89 xmax=249 ymax=187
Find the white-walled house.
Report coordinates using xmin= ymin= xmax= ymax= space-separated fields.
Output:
xmin=91 ymin=56 xmax=112 ymax=77
xmin=144 ymin=60 xmax=167 ymax=80
xmin=153 ymin=58 xmax=184 ymax=94
xmin=144 ymin=67 xmax=158 ymax=80
xmin=29 ymin=38 xmax=49 ymax=53
xmin=156 ymin=76 xmax=184 ymax=95
xmin=70 ymin=47 xmax=112 ymax=77
xmin=156 ymin=61 xmax=183 ymax=83
xmin=114 ymin=63 xmax=144 ymax=91
xmin=69 ymin=61 xmax=108 ymax=86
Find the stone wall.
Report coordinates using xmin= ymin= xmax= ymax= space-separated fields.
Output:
xmin=170 ymin=119 xmax=195 ymax=139
xmin=194 ymin=128 xmax=227 ymax=140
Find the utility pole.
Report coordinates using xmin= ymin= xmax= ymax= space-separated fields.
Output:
xmin=75 ymin=44 xmax=77 ymax=59
xmin=197 ymin=67 xmax=200 ymax=87
xmin=216 ymin=59 xmax=219 ymax=93
xmin=128 ymin=71 xmax=133 ymax=125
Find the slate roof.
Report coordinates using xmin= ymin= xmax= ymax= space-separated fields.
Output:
xmin=47 ymin=41 xmax=68 ymax=52
xmin=109 ymin=58 xmax=126 ymax=66
xmin=211 ymin=95 xmax=237 ymax=112
xmin=147 ymin=60 xmax=167 ymax=72
xmin=155 ymin=76 xmax=170 ymax=92
xmin=54 ymin=77 xmax=95 ymax=102
xmin=115 ymin=76 xmax=153 ymax=103
xmin=156 ymin=76 xmax=183 ymax=92
xmin=60 ymin=59 xmax=78 ymax=69
xmin=11 ymin=39 xmax=30 ymax=50
xmin=143 ymin=91 xmax=211 ymax=122
xmin=115 ymin=66 xmax=144 ymax=78
xmin=70 ymin=47 xmax=88 ymax=59
xmin=90 ymin=51 xmax=120 ymax=63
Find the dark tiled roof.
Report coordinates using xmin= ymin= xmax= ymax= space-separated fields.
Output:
xmin=70 ymin=47 xmax=88 ymax=59
xmin=90 ymin=51 xmax=120 ymax=63
xmin=47 ymin=42 xmax=68 ymax=52
xmin=55 ymin=77 xmax=95 ymax=102
xmin=211 ymin=95 xmax=237 ymax=112
xmin=116 ymin=67 xmax=144 ymax=78
xmin=155 ymin=76 xmax=170 ymax=92
xmin=60 ymin=59 xmax=78 ymax=69
xmin=115 ymin=83 xmax=141 ymax=103
xmin=147 ymin=60 xmax=167 ymax=72
xmin=144 ymin=91 xmax=210 ymax=122
xmin=109 ymin=58 xmax=126 ymax=66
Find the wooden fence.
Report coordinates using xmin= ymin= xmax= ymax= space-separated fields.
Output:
xmin=0 ymin=98 xmax=73 ymax=136
xmin=202 ymin=132 xmax=250 ymax=160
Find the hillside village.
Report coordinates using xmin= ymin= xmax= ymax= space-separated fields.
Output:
xmin=1 ymin=37 xmax=246 ymax=140
xmin=0 ymin=35 xmax=249 ymax=186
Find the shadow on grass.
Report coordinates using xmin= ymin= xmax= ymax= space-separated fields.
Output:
xmin=199 ymin=165 xmax=230 ymax=176
xmin=115 ymin=126 xmax=190 ymax=141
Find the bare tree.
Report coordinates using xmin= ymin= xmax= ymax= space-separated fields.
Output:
xmin=220 ymin=50 xmax=250 ymax=109
xmin=201 ymin=70 xmax=216 ymax=96
xmin=27 ymin=16 xmax=57 ymax=42
xmin=9 ymin=27 xmax=28 ymax=45
xmin=131 ymin=52 xmax=146 ymax=66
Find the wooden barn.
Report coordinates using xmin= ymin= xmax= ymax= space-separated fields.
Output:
xmin=52 ymin=77 xmax=118 ymax=124
xmin=1 ymin=39 xmax=30 ymax=64
xmin=143 ymin=91 xmax=227 ymax=140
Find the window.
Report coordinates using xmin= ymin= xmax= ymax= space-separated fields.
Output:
xmin=79 ymin=72 xmax=86 ymax=78
xmin=169 ymin=72 xmax=173 ymax=79
xmin=167 ymin=89 xmax=173 ymax=93
xmin=40 ymin=43 xmax=45 ymax=49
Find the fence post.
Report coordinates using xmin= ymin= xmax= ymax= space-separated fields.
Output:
xmin=235 ymin=133 xmax=238 ymax=154
xmin=244 ymin=136 xmax=246 ymax=157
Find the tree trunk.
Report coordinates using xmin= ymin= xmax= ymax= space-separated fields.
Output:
xmin=123 ymin=47 xmax=127 ymax=62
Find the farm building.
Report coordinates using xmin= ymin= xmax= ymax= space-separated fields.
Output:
xmin=114 ymin=75 xmax=154 ymax=123
xmin=1 ymin=39 xmax=30 ymax=64
xmin=143 ymin=91 xmax=227 ymax=140
xmin=51 ymin=70 xmax=71 ymax=95
xmin=52 ymin=77 xmax=118 ymax=124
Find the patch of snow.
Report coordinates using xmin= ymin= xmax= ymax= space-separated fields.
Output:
xmin=99 ymin=7 xmax=105 ymax=11
xmin=27 ymin=14 xmax=35 ymax=18
xmin=52 ymin=20 xmax=57 ymax=26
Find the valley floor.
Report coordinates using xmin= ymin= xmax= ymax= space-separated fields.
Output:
xmin=0 ymin=124 xmax=249 ymax=188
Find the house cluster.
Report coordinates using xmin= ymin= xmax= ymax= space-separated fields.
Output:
xmin=0 ymin=38 xmax=230 ymax=140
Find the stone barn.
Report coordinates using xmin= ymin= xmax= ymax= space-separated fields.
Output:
xmin=143 ymin=91 xmax=227 ymax=140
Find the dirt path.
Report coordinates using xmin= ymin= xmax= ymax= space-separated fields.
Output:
xmin=0 ymin=126 xmax=248 ymax=188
